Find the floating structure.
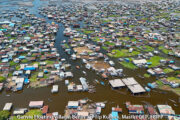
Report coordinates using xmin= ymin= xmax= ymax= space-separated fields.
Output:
xmin=29 ymin=101 xmax=44 ymax=108
xmin=13 ymin=108 xmax=28 ymax=115
xmin=109 ymin=79 xmax=125 ymax=89
xmin=122 ymin=77 xmax=145 ymax=94
xmin=79 ymin=77 xmax=89 ymax=91
xmin=51 ymin=85 xmax=59 ymax=93
xmin=3 ymin=103 xmax=13 ymax=111
xmin=157 ymin=105 xmax=175 ymax=116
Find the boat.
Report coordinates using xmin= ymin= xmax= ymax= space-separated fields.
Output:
xmin=100 ymin=81 xmax=105 ymax=86
xmin=145 ymin=87 xmax=151 ymax=92
xmin=95 ymin=79 xmax=99 ymax=84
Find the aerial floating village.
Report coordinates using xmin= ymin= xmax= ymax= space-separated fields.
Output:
xmin=0 ymin=0 xmax=180 ymax=119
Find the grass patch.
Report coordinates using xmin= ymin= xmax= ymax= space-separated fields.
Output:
xmin=109 ymin=49 xmax=140 ymax=58
xmin=22 ymin=24 xmax=31 ymax=27
xmin=8 ymin=73 xmax=13 ymax=77
xmin=15 ymin=65 xmax=20 ymax=70
xmin=83 ymin=30 xmax=94 ymax=34
xmin=0 ymin=76 xmax=6 ymax=83
xmin=118 ymin=37 xmax=130 ymax=41
xmin=45 ymin=60 xmax=55 ymax=65
xmin=101 ymin=19 xmax=112 ymax=23
xmin=108 ymin=15 xmax=120 ymax=17
xmin=120 ymin=61 xmax=138 ymax=69
xmin=11 ymin=109 xmax=42 ymax=120
xmin=105 ymin=41 xmax=115 ymax=46
xmin=0 ymin=110 xmax=10 ymax=120
xmin=173 ymin=88 xmax=180 ymax=95
xmin=30 ymin=72 xmax=38 ymax=82
xmin=163 ymin=68 xmax=174 ymax=74
xmin=144 ymin=74 xmax=151 ymax=78
xmin=139 ymin=45 xmax=154 ymax=52
xmin=21 ymin=59 xmax=29 ymax=63
xmin=147 ymin=56 xmax=165 ymax=68
xmin=93 ymin=37 xmax=100 ymax=42
xmin=102 ymin=46 xmax=108 ymax=50
xmin=167 ymin=77 xmax=180 ymax=83
xmin=158 ymin=46 xmax=172 ymax=54
xmin=9 ymin=61 xmax=18 ymax=66
xmin=156 ymin=80 xmax=164 ymax=87
xmin=64 ymin=43 xmax=69 ymax=48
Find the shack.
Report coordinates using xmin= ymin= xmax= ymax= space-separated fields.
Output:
xmin=3 ymin=103 xmax=13 ymax=111
xmin=13 ymin=108 xmax=28 ymax=115
xmin=67 ymin=101 xmax=79 ymax=109
xmin=29 ymin=101 xmax=44 ymax=108
xmin=51 ymin=85 xmax=59 ymax=93
xmin=109 ymin=79 xmax=125 ymax=89
xmin=79 ymin=77 xmax=88 ymax=91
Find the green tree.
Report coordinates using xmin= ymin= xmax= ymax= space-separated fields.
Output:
xmin=0 ymin=110 xmax=10 ymax=120
xmin=0 ymin=76 xmax=6 ymax=83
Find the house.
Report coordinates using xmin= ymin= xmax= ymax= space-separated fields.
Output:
xmin=67 ymin=101 xmax=79 ymax=109
xmin=13 ymin=108 xmax=28 ymax=115
xmin=0 ymin=83 xmax=4 ymax=91
xmin=133 ymin=59 xmax=147 ymax=66
xmin=16 ymin=82 xmax=23 ymax=91
xmin=3 ymin=103 xmax=13 ymax=111
xmin=42 ymin=105 xmax=49 ymax=115
xmin=38 ymin=72 xmax=44 ymax=78
xmin=157 ymin=105 xmax=175 ymax=116
xmin=96 ymin=107 xmax=101 ymax=115
xmin=77 ymin=111 xmax=89 ymax=118
xmin=51 ymin=85 xmax=59 ymax=93
xmin=109 ymin=79 xmax=125 ymax=89
xmin=126 ymin=103 xmax=144 ymax=115
xmin=79 ymin=77 xmax=88 ymax=91
xmin=65 ymin=72 xmax=73 ymax=78
xmin=29 ymin=101 xmax=44 ymax=108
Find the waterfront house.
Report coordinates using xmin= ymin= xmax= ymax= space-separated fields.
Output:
xmin=109 ymin=79 xmax=125 ymax=89
xmin=29 ymin=101 xmax=44 ymax=108
xmin=67 ymin=101 xmax=79 ymax=109
xmin=3 ymin=103 xmax=13 ymax=111
xmin=13 ymin=108 xmax=28 ymax=115
xmin=157 ymin=105 xmax=175 ymax=116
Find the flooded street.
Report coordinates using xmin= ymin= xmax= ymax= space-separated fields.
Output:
xmin=0 ymin=0 xmax=180 ymax=117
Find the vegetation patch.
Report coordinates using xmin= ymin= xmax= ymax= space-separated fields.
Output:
xmin=9 ymin=61 xmax=18 ymax=66
xmin=0 ymin=76 xmax=6 ymax=83
xmin=102 ymin=46 xmax=108 ymax=50
xmin=167 ymin=77 xmax=180 ymax=83
xmin=11 ymin=110 xmax=42 ymax=120
xmin=45 ymin=60 xmax=55 ymax=65
xmin=147 ymin=56 xmax=165 ymax=68
xmin=0 ymin=110 xmax=10 ymax=120
xmin=139 ymin=45 xmax=154 ymax=52
xmin=104 ymin=41 xmax=115 ymax=46
xmin=118 ymin=37 xmax=130 ymax=41
xmin=109 ymin=49 xmax=140 ymax=57
xmin=30 ymin=72 xmax=38 ymax=82
xmin=158 ymin=46 xmax=172 ymax=54
xmin=144 ymin=73 xmax=151 ymax=78
xmin=120 ymin=61 xmax=138 ymax=69
xmin=83 ymin=30 xmax=94 ymax=34
xmin=163 ymin=68 xmax=174 ymax=74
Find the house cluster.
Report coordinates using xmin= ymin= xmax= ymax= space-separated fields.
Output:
xmin=64 ymin=99 xmax=106 ymax=119
xmin=2 ymin=100 xmax=179 ymax=120
xmin=0 ymin=10 xmax=74 ymax=91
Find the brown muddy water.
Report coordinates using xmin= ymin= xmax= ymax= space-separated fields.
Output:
xmin=0 ymin=0 xmax=180 ymax=117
